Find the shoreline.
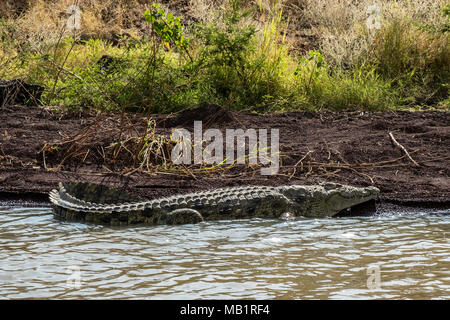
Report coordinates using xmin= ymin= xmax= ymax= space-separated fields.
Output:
xmin=0 ymin=105 xmax=449 ymax=209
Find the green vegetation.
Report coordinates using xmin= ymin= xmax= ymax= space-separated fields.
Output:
xmin=0 ymin=0 xmax=448 ymax=113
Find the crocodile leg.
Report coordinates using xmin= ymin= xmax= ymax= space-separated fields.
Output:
xmin=162 ymin=208 xmax=204 ymax=225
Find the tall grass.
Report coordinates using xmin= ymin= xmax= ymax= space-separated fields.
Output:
xmin=0 ymin=0 xmax=448 ymax=112
xmin=302 ymin=0 xmax=449 ymax=108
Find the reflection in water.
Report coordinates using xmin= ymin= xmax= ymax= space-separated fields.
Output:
xmin=0 ymin=206 xmax=448 ymax=299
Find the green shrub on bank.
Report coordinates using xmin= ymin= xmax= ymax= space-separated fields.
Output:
xmin=189 ymin=4 xmax=295 ymax=111
xmin=0 ymin=1 xmax=448 ymax=112
xmin=372 ymin=16 xmax=449 ymax=106
xmin=42 ymin=2 xmax=298 ymax=113
xmin=293 ymin=51 xmax=398 ymax=110
xmin=41 ymin=40 xmax=202 ymax=113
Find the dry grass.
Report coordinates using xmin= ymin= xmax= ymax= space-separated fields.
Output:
xmin=8 ymin=0 xmax=151 ymax=46
xmin=41 ymin=115 xmax=175 ymax=173
xmin=188 ymin=0 xmax=222 ymax=23
xmin=1 ymin=0 xmax=304 ymax=53
xmin=0 ymin=0 xmax=29 ymax=19
xmin=1 ymin=0 xmax=447 ymax=111
xmin=302 ymin=0 xmax=449 ymax=67
xmin=41 ymin=114 xmax=265 ymax=176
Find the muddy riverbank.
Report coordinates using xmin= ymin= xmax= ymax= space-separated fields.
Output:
xmin=0 ymin=104 xmax=449 ymax=208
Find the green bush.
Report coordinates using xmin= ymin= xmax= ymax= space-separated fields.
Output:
xmin=293 ymin=52 xmax=398 ymax=110
xmin=184 ymin=2 xmax=296 ymax=111
xmin=372 ymin=16 xmax=449 ymax=105
xmin=43 ymin=40 xmax=200 ymax=113
xmin=1 ymin=1 xmax=448 ymax=112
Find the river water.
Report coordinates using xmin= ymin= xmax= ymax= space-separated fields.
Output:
xmin=0 ymin=205 xmax=448 ymax=299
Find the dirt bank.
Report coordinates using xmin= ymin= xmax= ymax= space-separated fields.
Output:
xmin=0 ymin=105 xmax=449 ymax=208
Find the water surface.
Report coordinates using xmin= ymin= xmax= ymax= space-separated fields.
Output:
xmin=0 ymin=206 xmax=448 ymax=299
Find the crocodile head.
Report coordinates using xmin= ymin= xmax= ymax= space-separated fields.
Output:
xmin=278 ymin=182 xmax=380 ymax=217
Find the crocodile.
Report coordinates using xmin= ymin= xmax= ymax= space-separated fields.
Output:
xmin=49 ymin=182 xmax=379 ymax=226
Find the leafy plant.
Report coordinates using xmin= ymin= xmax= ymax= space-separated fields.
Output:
xmin=188 ymin=0 xmax=295 ymax=110
xmin=144 ymin=4 xmax=191 ymax=59
xmin=295 ymin=50 xmax=325 ymax=93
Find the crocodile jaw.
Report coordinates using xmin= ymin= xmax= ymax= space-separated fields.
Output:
xmin=278 ymin=183 xmax=380 ymax=217
xmin=326 ymin=185 xmax=379 ymax=213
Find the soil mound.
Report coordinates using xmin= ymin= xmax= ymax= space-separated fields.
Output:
xmin=161 ymin=103 xmax=239 ymax=128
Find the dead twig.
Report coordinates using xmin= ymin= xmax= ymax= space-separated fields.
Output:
xmin=323 ymin=140 xmax=331 ymax=160
xmin=42 ymin=148 xmax=48 ymax=171
xmin=388 ymin=132 xmax=420 ymax=166
xmin=289 ymin=150 xmax=314 ymax=180
xmin=347 ymin=167 xmax=374 ymax=184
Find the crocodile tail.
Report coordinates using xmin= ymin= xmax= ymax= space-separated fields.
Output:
xmin=49 ymin=182 xmax=143 ymax=212
xmin=61 ymin=182 xmax=143 ymax=204
xmin=49 ymin=182 xmax=98 ymax=211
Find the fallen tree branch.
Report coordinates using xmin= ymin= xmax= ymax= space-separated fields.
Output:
xmin=388 ymin=132 xmax=419 ymax=166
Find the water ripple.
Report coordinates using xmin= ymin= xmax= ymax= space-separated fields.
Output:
xmin=0 ymin=206 xmax=448 ymax=299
